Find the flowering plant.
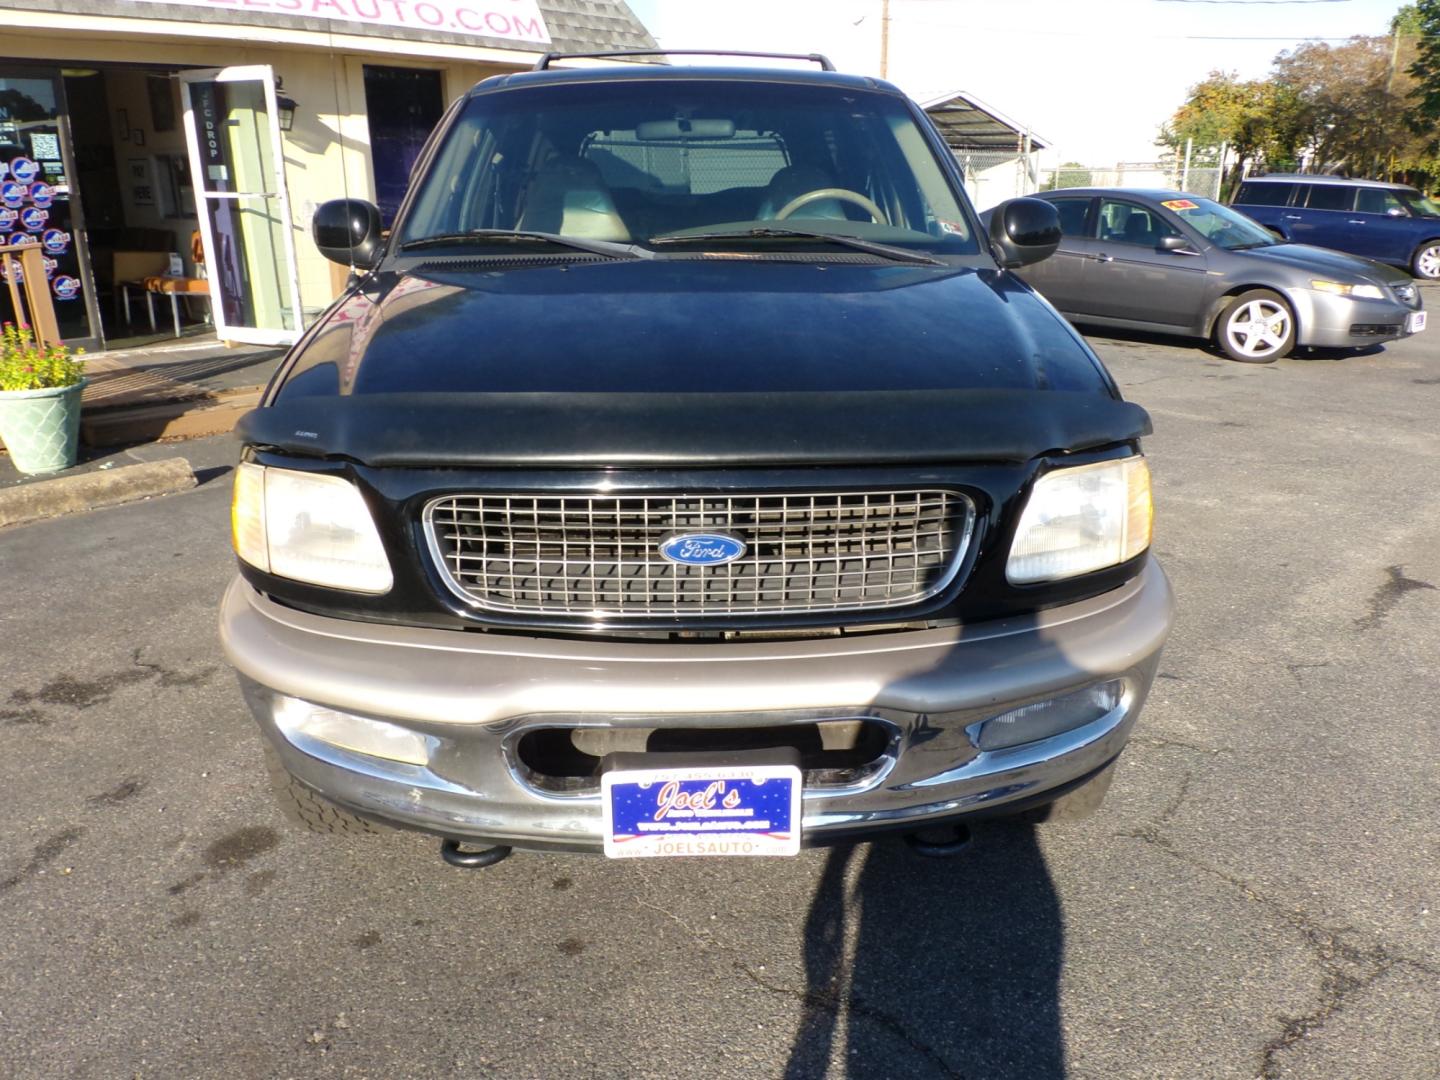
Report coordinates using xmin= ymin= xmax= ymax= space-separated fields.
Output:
xmin=0 ymin=322 xmax=85 ymax=392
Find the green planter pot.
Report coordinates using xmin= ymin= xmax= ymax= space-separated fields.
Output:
xmin=0 ymin=378 xmax=87 ymax=475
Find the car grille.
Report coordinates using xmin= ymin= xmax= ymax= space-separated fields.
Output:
xmin=423 ymin=490 xmax=975 ymax=618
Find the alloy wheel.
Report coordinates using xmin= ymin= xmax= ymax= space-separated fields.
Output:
xmin=1415 ymin=243 xmax=1440 ymax=280
xmin=1224 ymin=299 xmax=1291 ymax=359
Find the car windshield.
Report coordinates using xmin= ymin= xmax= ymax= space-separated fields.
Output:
xmin=397 ymin=80 xmax=978 ymax=256
xmin=1162 ymin=197 xmax=1278 ymax=249
xmin=1397 ymin=190 xmax=1440 ymax=218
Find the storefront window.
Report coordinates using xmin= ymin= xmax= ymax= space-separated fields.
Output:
xmin=0 ymin=72 xmax=94 ymax=344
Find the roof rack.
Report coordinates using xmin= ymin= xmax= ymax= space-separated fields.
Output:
xmin=532 ymin=50 xmax=836 ymax=72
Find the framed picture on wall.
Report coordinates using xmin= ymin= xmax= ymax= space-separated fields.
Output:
xmin=128 ymin=157 xmax=156 ymax=207
xmin=146 ymin=75 xmax=176 ymax=133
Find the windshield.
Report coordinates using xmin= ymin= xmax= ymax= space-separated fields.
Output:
xmin=398 ymin=80 xmax=978 ymax=255
xmin=1161 ymin=197 xmax=1278 ymax=249
xmin=1397 ymin=190 xmax=1440 ymax=218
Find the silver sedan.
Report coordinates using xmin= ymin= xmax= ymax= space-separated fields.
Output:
xmin=991 ymin=188 xmax=1427 ymax=362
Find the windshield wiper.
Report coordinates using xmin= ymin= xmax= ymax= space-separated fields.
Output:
xmin=398 ymin=230 xmax=648 ymax=259
xmin=1228 ymin=240 xmax=1278 ymax=251
xmin=648 ymin=227 xmax=944 ymax=266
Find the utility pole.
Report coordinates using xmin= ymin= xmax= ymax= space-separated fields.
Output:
xmin=880 ymin=0 xmax=891 ymax=78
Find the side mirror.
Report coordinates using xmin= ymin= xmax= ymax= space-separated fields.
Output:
xmin=312 ymin=198 xmax=384 ymax=269
xmin=988 ymin=198 xmax=1062 ymax=268
xmin=1158 ymin=235 xmax=1192 ymax=252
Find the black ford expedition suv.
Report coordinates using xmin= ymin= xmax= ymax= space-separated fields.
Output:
xmin=221 ymin=54 xmax=1173 ymax=867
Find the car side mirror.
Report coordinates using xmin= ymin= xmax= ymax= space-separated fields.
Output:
xmin=1158 ymin=235 xmax=1192 ymax=252
xmin=313 ymin=198 xmax=384 ymax=269
xmin=988 ymin=197 xmax=1062 ymax=268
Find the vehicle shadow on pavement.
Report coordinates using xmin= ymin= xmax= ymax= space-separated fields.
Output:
xmin=784 ymin=825 xmax=1063 ymax=1078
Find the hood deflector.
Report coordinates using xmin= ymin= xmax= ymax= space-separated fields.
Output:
xmin=235 ymin=390 xmax=1151 ymax=467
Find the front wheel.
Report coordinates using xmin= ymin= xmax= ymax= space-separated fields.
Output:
xmin=1216 ymin=289 xmax=1295 ymax=363
xmin=1412 ymin=241 xmax=1440 ymax=280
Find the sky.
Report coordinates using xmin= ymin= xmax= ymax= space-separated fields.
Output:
xmin=624 ymin=0 xmax=1411 ymax=166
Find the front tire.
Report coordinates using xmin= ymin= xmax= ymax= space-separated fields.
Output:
xmin=1412 ymin=240 xmax=1440 ymax=281
xmin=262 ymin=742 xmax=382 ymax=835
xmin=1216 ymin=289 xmax=1295 ymax=363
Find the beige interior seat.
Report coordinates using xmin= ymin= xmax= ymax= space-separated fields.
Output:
xmin=517 ymin=157 xmax=632 ymax=241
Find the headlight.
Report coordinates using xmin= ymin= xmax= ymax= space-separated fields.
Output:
xmin=1007 ymin=456 xmax=1152 ymax=584
xmin=1310 ymin=279 xmax=1385 ymax=300
xmin=231 ymin=463 xmax=393 ymax=593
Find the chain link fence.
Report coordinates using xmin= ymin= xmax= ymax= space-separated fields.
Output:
xmin=1041 ymin=162 xmax=1223 ymax=200
xmin=953 ymin=151 xmax=1225 ymax=210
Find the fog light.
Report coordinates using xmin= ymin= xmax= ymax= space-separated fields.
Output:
xmin=273 ymin=696 xmax=432 ymax=766
xmin=974 ymin=681 xmax=1124 ymax=751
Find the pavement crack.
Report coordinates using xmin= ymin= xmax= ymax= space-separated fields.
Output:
xmin=1284 ymin=660 xmax=1332 ymax=686
xmin=738 ymin=958 xmax=967 ymax=1079
xmin=130 ymin=648 xmax=218 ymax=690
xmin=1121 ymin=815 xmax=1438 ymax=1077
xmin=1353 ymin=565 xmax=1436 ymax=632
xmin=1130 ymin=733 xmax=1231 ymax=756
xmin=634 ymin=871 xmax=964 ymax=1078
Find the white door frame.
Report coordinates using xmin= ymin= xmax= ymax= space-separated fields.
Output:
xmin=179 ymin=65 xmax=304 ymax=346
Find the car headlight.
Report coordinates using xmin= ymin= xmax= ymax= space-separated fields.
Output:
xmin=1007 ymin=456 xmax=1152 ymax=584
xmin=231 ymin=462 xmax=393 ymax=593
xmin=1310 ymin=279 xmax=1385 ymax=300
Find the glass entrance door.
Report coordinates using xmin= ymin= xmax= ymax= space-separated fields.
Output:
xmin=179 ymin=67 xmax=302 ymax=346
xmin=0 ymin=68 xmax=100 ymax=350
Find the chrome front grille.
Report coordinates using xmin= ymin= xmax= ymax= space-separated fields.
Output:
xmin=424 ymin=490 xmax=975 ymax=619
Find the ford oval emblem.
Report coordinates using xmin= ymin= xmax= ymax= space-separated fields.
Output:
xmin=659 ymin=532 xmax=747 ymax=567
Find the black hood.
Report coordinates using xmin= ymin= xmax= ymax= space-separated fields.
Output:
xmin=277 ymin=260 xmax=1109 ymax=397
xmin=248 ymin=260 xmax=1146 ymax=467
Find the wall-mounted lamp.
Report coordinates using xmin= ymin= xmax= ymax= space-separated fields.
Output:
xmin=275 ymin=77 xmax=299 ymax=132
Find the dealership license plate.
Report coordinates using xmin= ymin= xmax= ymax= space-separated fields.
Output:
xmin=1407 ymin=311 xmax=1427 ymax=333
xmin=602 ymin=763 xmax=803 ymax=858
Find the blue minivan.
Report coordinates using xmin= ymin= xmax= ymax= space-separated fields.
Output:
xmin=1232 ymin=175 xmax=1440 ymax=280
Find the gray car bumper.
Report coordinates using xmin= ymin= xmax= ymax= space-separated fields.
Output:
xmin=1294 ymin=288 xmax=1422 ymax=348
xmin=221 ymin=560 xmax=1173 ymax=852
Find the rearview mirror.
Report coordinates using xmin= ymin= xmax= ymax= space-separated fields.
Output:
xmin=636 ymin=118 xmax=736 ymax=141
xmin=312 ymin=198 xmax=384 ymax=270
xmin=988 ymin=198 xmax=1061 ymax=268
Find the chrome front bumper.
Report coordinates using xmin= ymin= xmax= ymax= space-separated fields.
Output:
xmin=220 ymin=559 xmax=1173 ymax=852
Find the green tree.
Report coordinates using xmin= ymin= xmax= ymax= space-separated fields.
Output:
xmin=1161 ymin=72 xmax=1293 ymax=197
xmin=1272 ymin=34 xmax=1422 ymax=178
xmin=1407 ymin=0 xmax=1440 ymax=155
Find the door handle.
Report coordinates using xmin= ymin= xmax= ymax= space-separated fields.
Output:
xmin=1094 ymin=253 xmax=1114 ymax=263
xmin=1282 ymin=214 xmax=1302 ymax=220
xmin=1347 ymin=219 xmax=1366 ymax=225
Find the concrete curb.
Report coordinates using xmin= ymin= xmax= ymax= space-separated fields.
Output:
xmin=0 ymin=457 xmax=197 ymax=530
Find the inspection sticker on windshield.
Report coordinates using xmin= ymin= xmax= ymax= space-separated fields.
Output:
xmin=602 ymin=764 xmax=802 ymax=858
xmin=1161 ymin=199 xmax=1199 ymax=211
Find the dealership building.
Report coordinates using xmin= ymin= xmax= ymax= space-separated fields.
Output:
xmin=0 ymin=0 xmax=656 ymax=350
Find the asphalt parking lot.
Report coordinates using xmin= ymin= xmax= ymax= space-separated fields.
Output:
xmin=1 ymin=299 xmax=1437 ymax=1080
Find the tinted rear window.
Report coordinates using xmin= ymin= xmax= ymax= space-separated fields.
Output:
xmin=1355 ymin=188 xmax=1406 ymax=215
xmin=1235 ymin=182 xmax=1292 ymax=207
xmin=1304 ymin=184 xmax=1354 ymax=211
xmin=1050 ymin=198 xmax=1090 ymax=237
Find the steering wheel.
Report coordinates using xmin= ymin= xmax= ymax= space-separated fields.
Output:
xmin=774 ymin=188 xmax=885 ymax=223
